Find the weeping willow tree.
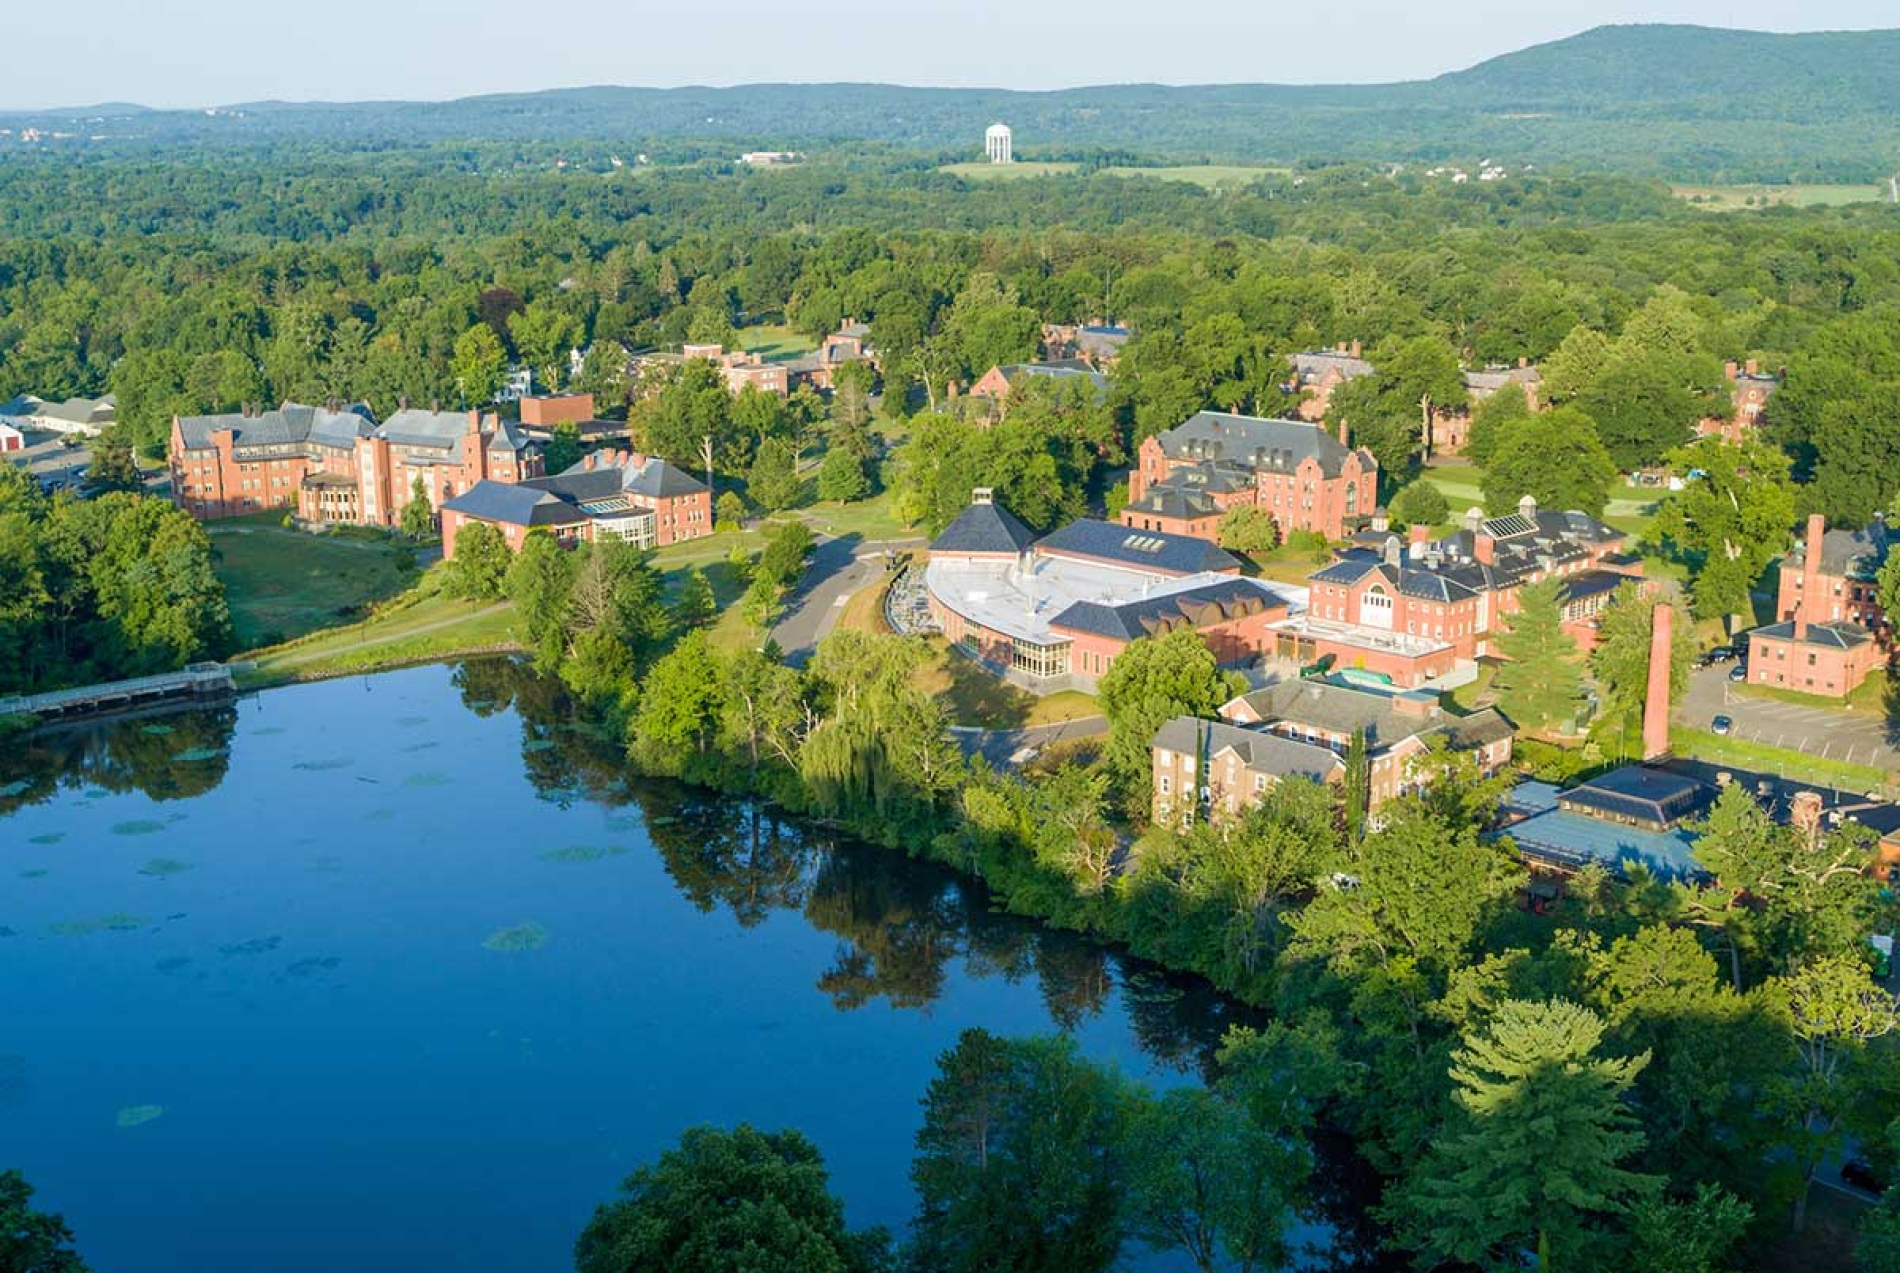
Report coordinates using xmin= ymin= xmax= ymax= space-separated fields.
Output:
xmin=798 ymin=631 xmax=962 ymax=826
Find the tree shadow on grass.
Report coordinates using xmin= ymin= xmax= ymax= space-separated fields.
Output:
xmin=940 ymin=649 xmax=1033 ymax=729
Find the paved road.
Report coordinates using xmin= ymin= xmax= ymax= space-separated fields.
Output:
xmin=954 ymin=716 xmax=1109 ymax=768
xmin=769 ymin=534 xmax=923 ymax=666
xmin=1678 ymin=663 xmax=1900 ymax=774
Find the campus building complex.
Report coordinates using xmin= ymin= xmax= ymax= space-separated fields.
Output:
xmin=440 ymin=448 xmax=711 ymax=557
xmin=924 ymin=492 xmax=1296 ymax=693
xmin=1746 ymin=513 xmax=1888 ymax=698
xmin=169 ymin=402 xmax=539 ymax=525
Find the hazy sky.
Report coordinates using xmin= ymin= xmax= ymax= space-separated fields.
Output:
xmin=8 ymin=1 xmax=1894 ymax=110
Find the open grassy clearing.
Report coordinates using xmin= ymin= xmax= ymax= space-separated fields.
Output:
xmin=242 ymin=585 xmax=519 ymax=684
xmin=740 ymin=322 xmax=816 ymax=361
xmin=208 ymin=516 xmax=421 ymax=648
xmin=1671 ymin=726 xmax=1895 ymax=796
xmin=798 ymin=490 xmax=919 ymax=543
xmin=912 ymin=636 xmax=1099 ymax=729
xmin=1673 ymin=182 xmax=1890 ymax=210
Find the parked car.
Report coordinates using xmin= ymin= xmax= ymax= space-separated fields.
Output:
xmin=1711 ymin=715 xmax=1733 ymax=736
xmin=1728 ymin=663 xmax=1748 ymax=683
xmin=1842 ymin=1159 xmax=1887 ymax=1194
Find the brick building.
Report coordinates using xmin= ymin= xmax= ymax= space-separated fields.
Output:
xmin=1287 ymin=344 xmax=1374 ymax=421
xmin=1124 ymin=411 xmax=1378 ymax=544
xmin=1428 ymin=361 xmax=1543 ymax=456
xmin=1746 ymin=513 xmax=1888 ymax=697
xmin=169 ymin=402 xmax=539 ymax=525
xmin=967 ymin=360 xmax=1109 ymax=421
xmin=441 ymin=449 xmax=712 ymax=558
xmin=518 ymin=394 xmax=597 ymax=427
xmin=1041 ymin=322 xmax=1131 ymax=367
xmin=1696 ymin=360 xmax=1781 ymax=443
xmin=1284 ymin=497 xmax=1640 ymax=687
xmin=1151 ymin=716 xmax=1343 ymax=827
xmin=924 ymin=493 xmax=1293 ymax=693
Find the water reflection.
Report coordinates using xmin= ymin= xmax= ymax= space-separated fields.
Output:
xmin=0 ymin=704 xmax=237 ymax=812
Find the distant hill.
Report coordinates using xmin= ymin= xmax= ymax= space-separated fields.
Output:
xmin=5 ymin=25 xmax=1899 ymax=182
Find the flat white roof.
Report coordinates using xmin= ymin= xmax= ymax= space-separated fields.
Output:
xmin=927 ymin=556 xmax=1303 ymax=648
xmin=1270 ymin=614 xmax=1450 ymax=657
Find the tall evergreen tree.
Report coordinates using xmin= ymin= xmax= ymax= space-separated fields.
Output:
xmin=1491 ymin=576 xmax=1584 ymax=732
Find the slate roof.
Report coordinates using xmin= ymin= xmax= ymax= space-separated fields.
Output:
xmin=174 ymin=402 xmax=377 ymax=452
xmin=375 ymin=408 xmax=481 ymax=449
xmin=1289 ymin=350 xmax=1375 ymax=383
xmin=1154 ymin=411 xmax=1362 ymax=480
xmin=1225 ymin=678 xmax=1512 ymax=755
xmin=1463 ymin=364 xmax=1542 ymax=396
xmin=932 ymin=500 xmax=1038 ymax=555
xmin=1811 ymin=523 xmax=1889 ymax=580
xmin=441 ymin=481 xmax=588 ymax=529
xmin=1150 ymin=460 xmax=1254 ymax=496
xmin=1122 ymin=486 xmax=1220 ymax=522
xmin=1052 ymin=575 xmax=1286 ymax=642
xmin=1558 ymin=765 xmax=1711 ymax=827
xmin=1752 ymin=619 xmax=1874 ymax=650
xmin=1152 ymin=716 xmax=1344 ymax=783
xmin=1036 ymin=518 xmax=1240 ymax=576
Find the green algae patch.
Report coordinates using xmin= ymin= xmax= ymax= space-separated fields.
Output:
xmin=140 ymin=724 xmax=174 ymax=736
xmin=138 ymin=858 xmax=193 ymax=877
xmin=175 ymin=747 xmax=224 ymax=762
xmin=110 ymin=820 xmax=165 ymax=836
xmin=50 ymin=913 xmax=147 ymax=936
xmin=0 ymin=779 xmax=31 ymax=798
xmin=482 ymin=922 xmax=548 ymax=953
xmin=538 ymin=844 xmax=627 ymax=865
xmin=402 ymin=772 xmax=449 ymax=788
xmin=292 ymin=758 xmax=351 ymax=772
xmin=27 ymin=833 xmax=63 ymax=845
xmin=116 ymin=1104 xmax=165 ymax=1128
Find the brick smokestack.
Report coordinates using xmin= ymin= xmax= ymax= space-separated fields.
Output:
xmin=1797 ymin=513 xmax=1825 ymax=640
xmin=1336 ymin=418 xmax=1349 ymax=446
xmin=1642 ymin=601 xmax=1673 ymax=761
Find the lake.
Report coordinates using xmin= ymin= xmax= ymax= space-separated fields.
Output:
xmin=0 ymin=660 xmax=1260 ymax=1273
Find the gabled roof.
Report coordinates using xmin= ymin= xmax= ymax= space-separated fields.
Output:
xmin=932 ymin=500 xmax=1038 ymax=556
xmin=174 ymin=402 xmax=376 ymax=452
xmin=1037 ymin=518 xmax=1239 ymax=577
xmin=1812 ymin=523 xmax=1889 ymax=580
xmin=1154 ymin=411 xmax=1364 ymax=480
xmin=442 ymin=480 xmax=588 ymax=529
xmin=1152 ymin=716 xmax=1344 ymax=783
xmin=1289 ymin=350 xmax=1375 ymax=382
xmin=1224 ymin=678 xmax=1513 ymax=755
xmin=1463 ymin=364 xmax=1541 ymax=394
xmin=1051 ymin=576 xmax=1285 ymax=642
xmin=1122 ymin=486 xmax=1220 ymax=522
xmin=375 ymin=408 xmax=482 ymax=449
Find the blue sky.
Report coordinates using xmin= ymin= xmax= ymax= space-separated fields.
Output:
xmin=6 ymin=1 xmax=1894 ymax=110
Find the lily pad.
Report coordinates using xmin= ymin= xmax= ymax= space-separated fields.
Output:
xmin=400 ymin=742 xmax=438 ymax=753
xmin=253 ymin=726 xmax=286 ymax=736
xmin=285 ymin=956 xmax=342 ymax=978
xmin=0 ymin=779 xmax=31 ymax=798
xmin=138 ymin=858 xmax=193 ymax=877
xmin=538 ymin=844 xmax=628 ymax=864
xmin=523 ymin=739 xmax=556 ymax=753
xmin=50 ymin=913 xmax=147 ymax=936
xmin=482 ymin=922 xmax=548 ymax=953
xmin=18 ymin=869 xmax=48 ymax=880
xmin=292 ymin=758 xmax=352 ymax=772
xmin=402 ymin=772 xmax=449 ymax=788
xmin=116 ymin=1104 xmax=165 ymax=1128
xmin=110 ymin=820 xmax=165 ymax=836
xmin=175 ymin=748 xmax=224 ymax=762
xmin=219 ymin=936 xmax=281 ymax=957
xmin=395 ymin=715 xmax=429 ymax=728
xmin=27 ymin=833 xmax=64 ymax=845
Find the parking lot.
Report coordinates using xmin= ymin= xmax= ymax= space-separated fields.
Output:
xmin=1679 ymin=661 xmax=1900 ymax=773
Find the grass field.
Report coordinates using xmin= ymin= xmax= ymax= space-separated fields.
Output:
xmin=1673 ymin=182 xmax=1891 ymax=211
xmin=941 ymin=162 xmax=1287 ymax=190
xmin=209 ymin=517 xmax=421 ymax=649
xmin=1672 ymin=726 xmax=1894 ymax=796
xmin=243 ymin=585 xmax=519 ymax=684
xmin=741 ymin=323 xmax=817 ymax=362
xmin=1733 ymin=668 xmax=1891 ymax=718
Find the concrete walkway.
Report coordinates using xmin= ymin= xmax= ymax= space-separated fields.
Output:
xmin=769 ymin=535 xmax=924 ymax=666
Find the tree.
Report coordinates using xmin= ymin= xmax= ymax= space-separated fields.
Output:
xmin=1491 ymin=576 xmax=1584 ymax=732
xmin=673 ymin=567 xmax=716 ymax=628
xmin=1863 ymin=1187 xmax=1900 ymax=1273
xmin=748 ymin=437 xmax=803 ymax=512
xmin=1463 ymin=383 xmax=1535 ymax=469
xmin=910 ymin=1029 xmax=1130 ymax=1273
xmin=1625 ymin=1185 xmax=1752 ymax=1273
xmin=1771 ymin=312 xmax=1900 ymax=525
xmin=574 ymin=1124 xmax=888 ymax=1273
xmin=1217 ymin=504 xmax=1279 ymax=554
xmin=1097 ymin=629 xmax=1241 ymax=818
xmin=1324 ymin=334 xmax=1465 ymax=487
xmin=715 ymin=490 xmax=748 ymax=531
xmin=508 ymin=300 xmax=579 ymax=392
xmin=1480 ymin=405 xmax=1618 ymax=517
xmin=1387 ymin=999 xmax=1657 ymax=1271
xmin=400 ymin=474 xmax=435 ymax=540
xmin=1386 ymin=479 xmax=1448 ymax=530
xmin=0 ymin=1169 xmax=90 ymax=1273
xmin=1589 ymin=584 xmax=1695 ymax=747
xmin=86 ymin=433 xmax=144 ymax=494
xmin=504 ymin=529 xmax=579 ymax=668
xmin=1540 ymin=325 xmax=1615 ymax=405
xmin=445 ymin=521 xmax=510 ymax=600
xmin=629 ymin=630 xmax=724 ymax=773
xmin=1653 ymin=436 xmax=1797 ymax=626
xmin=1770 ymin=956 xmax=1900 ymax=1230
xmin=451 ymin=323 xmax=507 ymax=406
xmin=542 ymin=422 xmax=583 ymax=477
xmin=639 ymin=360 xmax=735 ymax=471
xmin=1576 ymin=348 xmax=1723 ymax=473
xmin=816 ymin=447 xmax=871 ymax=503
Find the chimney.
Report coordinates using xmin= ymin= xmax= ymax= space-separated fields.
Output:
xmin=1335 ymin=341 xmax=1347 ymax=354
xmin=1518 ymin=492 xmax=1537 ymax=520
xmin=1474 ymin=531 xmax=1496 ymax=565
xmin=1464 ymin=506 xmax=1484 ymax=534
xmin=972 ymin=487 xmax=994 ymax=506
xmin=1409 ymin=522 xmax=1431 ymax=547
xmin=1518 ymin=355 xmax=1529 ymax=369
xmin=399 ymin=395 xmax=409 ymax=411
xmin=1642 ymin=602 xmax=1673 ymax=761
xmin=1745 ymin=358 xmax=1760 ymax=377
xmin=1349 ymin=339 xmax=1362 ymax=358
xmin=1724 ymin=360 xmax=1739 ymax=381
xmin=1796 ymin=513 xmax=1825 ymax=640
xmin=1336 ymin=418 xmax=1349 ymax=446
xmin=1383 ymin=535 xmax=1402 ymax=568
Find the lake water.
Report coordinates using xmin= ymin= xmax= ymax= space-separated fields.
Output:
xmin=1 ymin=661 xmax=1259 ymax=1273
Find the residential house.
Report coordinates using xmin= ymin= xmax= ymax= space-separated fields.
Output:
xmin=1746 ymin=513 xmax=1888 ymax=698
xmin=441 ymin=448 xmax=711 ymax=558
xmin=169 ymin=401 xmax=540 ymax=525
xmin=1 ymin=393 xmax=116 ymax=437
xmin=1124 ymin=410 xmax=1378 ymax=543
xmin=0 ymin=418 xmax=20 ymax=452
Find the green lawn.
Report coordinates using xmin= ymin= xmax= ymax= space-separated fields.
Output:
xmin=243 ymin=583 xmax=519 ymax=684
xmin=913 ymin=636 xmax=1099 ymax=728
xmin=742 ymin=323 xmax=816 ymax=362
xmin=799 ymin=491 xmax=918 ymax=544
xmin=1673 ymin=182 xmax=1890 ymax=211
xmin=1732 ymin=668 xmax=1891 ymax=718
xmin=209 ymin=517 xmax=422 ymax=649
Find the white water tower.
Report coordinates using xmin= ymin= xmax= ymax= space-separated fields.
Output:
xmin=985 ymin=122 xmax=1013 ymax=165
